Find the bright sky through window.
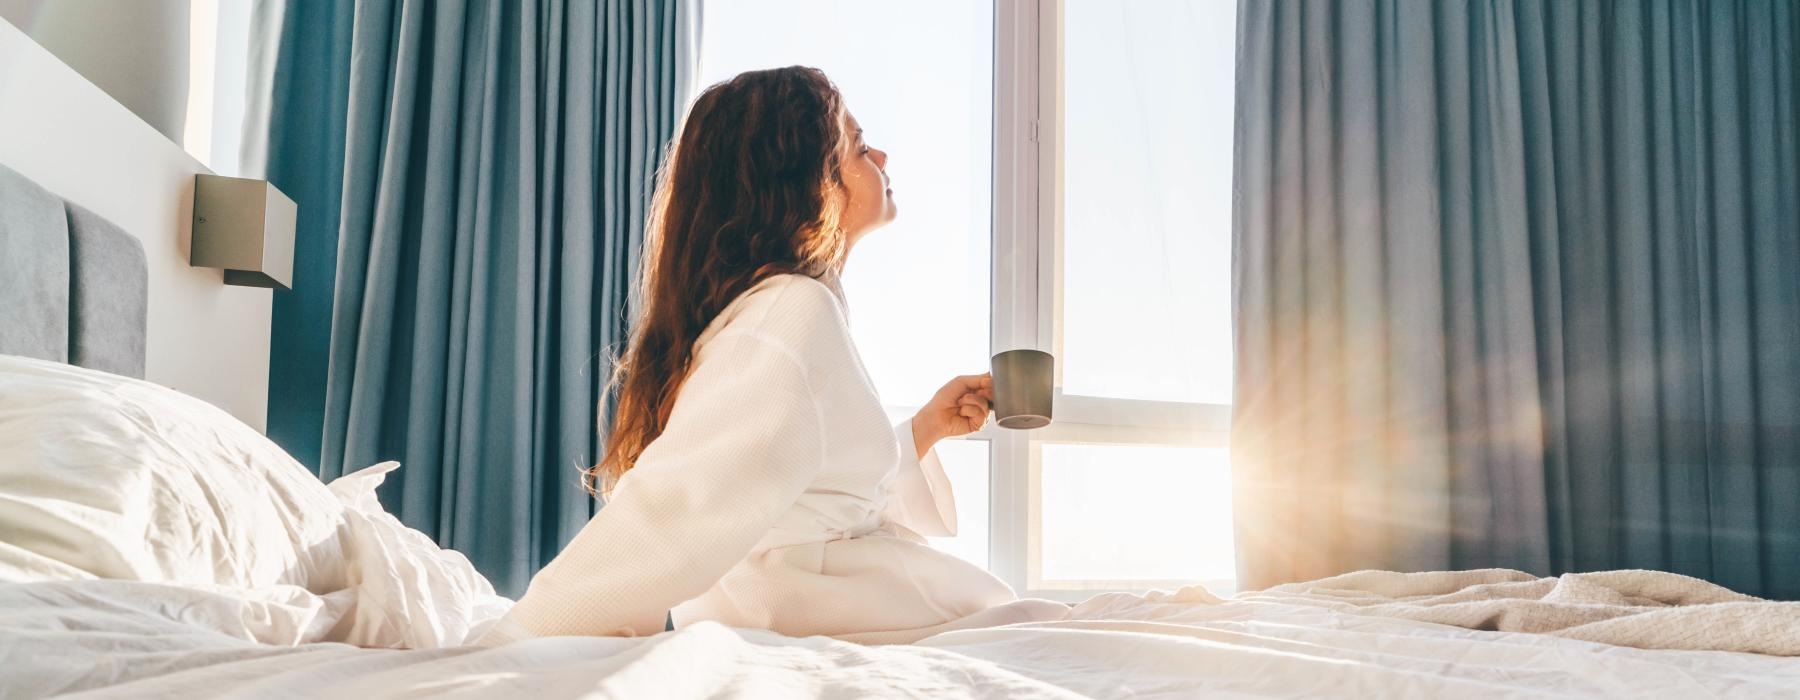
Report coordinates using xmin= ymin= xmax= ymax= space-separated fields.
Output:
xmin=698 ymin=0 xmax=996 ymax=569
xmin=1062 ymin=0 xmax=1236 ymax=406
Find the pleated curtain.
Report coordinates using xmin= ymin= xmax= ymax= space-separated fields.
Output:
xmin=264 ymin=0 xmax=696 ymax=596
xmin=1232 ymin=0 xmax=1800 ymax=598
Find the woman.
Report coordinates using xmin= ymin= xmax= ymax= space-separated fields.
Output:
xmin=477 ymin=67 xmax=1068 ymax=646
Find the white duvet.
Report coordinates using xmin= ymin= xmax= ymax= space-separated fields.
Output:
xmin=6 ymin=357 xmax=1799 ymax=698
xmin=8 ymin=571 xmax=1800 ymax=699
xmin=8 ymin=458 xmax=1800 ymax=698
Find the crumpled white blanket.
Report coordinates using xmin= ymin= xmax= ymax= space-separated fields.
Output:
xmin=320 ymin=462 xmax=513 ymax=648
xmin=1240 ymin=568 xmax=1800 ymax=656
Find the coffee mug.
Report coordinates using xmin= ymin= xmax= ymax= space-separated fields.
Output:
xmin=991 ymin=349 xmax=1054 ymax=429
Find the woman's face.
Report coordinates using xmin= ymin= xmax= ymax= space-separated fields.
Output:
xmin=837 ymin=112 xmax=895 ymax=245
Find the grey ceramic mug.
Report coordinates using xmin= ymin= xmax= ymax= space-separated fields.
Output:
xmin=991 ymin=349 xmax=1054 ymax=429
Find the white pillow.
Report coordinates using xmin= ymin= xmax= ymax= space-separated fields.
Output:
xmin=0 ymin=354 xmax=351 ymax=591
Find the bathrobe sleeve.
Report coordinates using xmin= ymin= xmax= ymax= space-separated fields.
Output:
xmin=476 ymin=332 xmax=825 ymax=645
xmin=879 ymin=418 xmax=959 ymax=537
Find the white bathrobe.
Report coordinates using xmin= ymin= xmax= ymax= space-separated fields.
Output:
xmin=479 ymin=273 xmax=1063 ymax=646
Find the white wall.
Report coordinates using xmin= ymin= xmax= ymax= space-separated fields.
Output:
xmin=0 ymin=0 xmax=263 ymax=176
xmin=0 ymin=16 xmax=272 ymax=431
xmin=0 ymin=1 xmax=191 ymax=148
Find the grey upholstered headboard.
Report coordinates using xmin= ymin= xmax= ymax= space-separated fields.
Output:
xmin=0 ymin=162 xmax=148 ymax=378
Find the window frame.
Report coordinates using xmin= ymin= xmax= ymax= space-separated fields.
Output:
xmin=690 ymin=0 xmax=1232 ymax=600
xmin=988 ymin=0 xmax=1231 ymax=602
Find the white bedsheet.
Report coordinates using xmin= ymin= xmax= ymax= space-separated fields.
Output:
xmin=6 ymin=576 xmax=1800 ymax=699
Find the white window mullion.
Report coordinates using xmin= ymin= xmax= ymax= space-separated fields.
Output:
xmin=991 ymin=0 xmax=1046 ymax=595
xmin=1039 ymin=0 xmax=1063 ymax=382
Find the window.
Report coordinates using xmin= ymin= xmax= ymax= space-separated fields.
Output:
xmin=698 ymin=0 xmax=995 ymax=568
xmin=1023 ymin=0 xmax=1237 ymax=596
xmin=698 ymin=0 xmax=1236 ymax=596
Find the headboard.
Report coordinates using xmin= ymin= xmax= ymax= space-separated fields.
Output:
xmin=0 ymin=162 xmax=148 ymax=377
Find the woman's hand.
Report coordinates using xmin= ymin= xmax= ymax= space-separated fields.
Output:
xmin=911 ymin=373 xmax=994 ymax=457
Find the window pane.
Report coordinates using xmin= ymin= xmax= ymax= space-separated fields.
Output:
xmin=1060 ymin=0 xmax=1235 ymax=404
xmin=1038 ymin=444 xmax=1234 ymax=585
xmin=698 ymin=1 xmax=994 ymax=409
xmin=927 ymin=439 xmax=991 ymax=569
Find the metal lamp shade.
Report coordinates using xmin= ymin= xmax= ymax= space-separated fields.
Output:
xmin=190 ymin=174 xmax=296 ymax=289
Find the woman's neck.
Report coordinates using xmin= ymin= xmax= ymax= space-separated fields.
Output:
xmin=817 ymin=267 xmax=852 ymax=328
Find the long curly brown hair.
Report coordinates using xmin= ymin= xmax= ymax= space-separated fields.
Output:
xmin=585 ymin=66 xmax=852 ymax=497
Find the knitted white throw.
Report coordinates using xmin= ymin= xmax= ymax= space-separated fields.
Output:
xmin=1241 ymin=568 xmax=1800 ymax=656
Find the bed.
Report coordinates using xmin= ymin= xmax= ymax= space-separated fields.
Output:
xmin=3 ymin=162 xmax=1799 ymax=699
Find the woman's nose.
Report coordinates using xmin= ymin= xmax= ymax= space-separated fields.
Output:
xmin=872 ymin=149 xmax=888 ymax=169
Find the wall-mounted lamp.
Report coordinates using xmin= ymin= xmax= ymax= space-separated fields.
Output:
xmin=190 ymin=174 xmax=295 ymax=289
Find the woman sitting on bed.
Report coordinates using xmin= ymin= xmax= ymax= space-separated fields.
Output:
xmin=477 ymin=66 xmax=1069 ymax=646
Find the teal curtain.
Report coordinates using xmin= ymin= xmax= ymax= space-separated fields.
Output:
xmin=264 ymin=0 xmax=696 ymax=596
xmin=1232 ymin=0 xmax=1800 ymax=598
xmin=265 ymin=0 xmax=353 ymax=474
